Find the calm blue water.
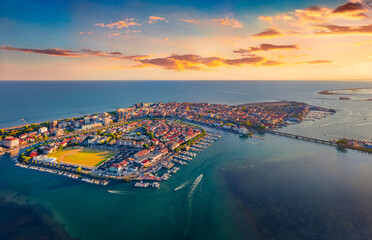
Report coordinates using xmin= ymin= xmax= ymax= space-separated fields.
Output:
xmin=0 ymin=81 xmax=372 ymax=240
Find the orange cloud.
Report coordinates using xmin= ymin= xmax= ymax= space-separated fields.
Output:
xmin=315 ymin=23 xmax=372 ymax=35
xmin=331 ymin=2 xmax=368 ymax=20
xmin=132 ymin=54 xmax=284 ymax=70
xmin=295 ymin=60 xmax=333 ymax=64
xmin=181 ymin=18 xmax=200 ymax=24
xmin=79 ymin=32 xmax=93 ymax=35
xmin=255 ymin=1 xmax=371 ymax=39
xmin=253 ymin=28 xmax=282 ymax=38
xmin=148 ymin=16 xmax=167 ymax=23
xmin=213 ymin=17 xmax=243 ymax=28
xmin=234 ymin=44 xmax=299 ymax=54
xmin=95 ymin=18 xmax=141 ymax=29
xmin=258 ymin=16 xmax=273 ymax=23
xmin=353 ymin=40 xmax=372 ymax=46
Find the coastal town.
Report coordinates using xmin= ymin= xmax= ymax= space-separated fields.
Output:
xmin=1 ymin=100 xmax=370 ymax=187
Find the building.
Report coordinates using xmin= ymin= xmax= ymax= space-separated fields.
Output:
xmin=109 ymin=160 xmax=129 ymax=173
xmin=134 ymin=149 xmax=150 ymax=159
xmin=104 ymin=117 xmax=112 ymax=126
xmin=49 ymin=120 xmax=57 ymax=129
xmin=84 ymin=117 xmax=91 ymax=125
xmin=117 ymin=108 xmax=126 ymax=121
xmin=1 ymin=137 xmax=20 ymax=148
xmin=52 ymin=128 xmax=64 ymax=136
xmin=151 ymin=139 xmax=159 ymax=145
xmin=141 ymin=159 xmax=151 ymax=167
xmin=38 ymin=127 xmax=48 ymax=134
xmin=117 ymin=140 xmax=136 ymax=147
xmin=34 ymin=155 xmax=57 ymax=163
xmin=81 ymin=123 xmax=102 ymax=130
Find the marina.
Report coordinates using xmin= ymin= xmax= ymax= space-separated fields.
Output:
xmin=15 ymin=162 xmax=109 ymax=185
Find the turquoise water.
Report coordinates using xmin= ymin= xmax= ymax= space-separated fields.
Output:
xmin=0 ymin=81 xmax=372 ymax=240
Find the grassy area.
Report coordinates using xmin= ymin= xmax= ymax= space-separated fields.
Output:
xmin=48 ymin=147 xmax=117 ymax=167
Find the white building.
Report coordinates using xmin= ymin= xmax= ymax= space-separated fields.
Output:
xmin=38 ymin=127 xmax=48 ymax=134
xmin=34 ymin=155 xmax=57 ymax=163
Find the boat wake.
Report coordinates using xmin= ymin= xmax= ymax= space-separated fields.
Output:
xmin=107 ymin=190 xmax=129 ymax=195
xmin=351 ymin=122 xmax=372 ymax=127
xmin=183 ymin=174 xmax=203 ymax=237
xmin=174 ymin=181 xmax=189 ymax=191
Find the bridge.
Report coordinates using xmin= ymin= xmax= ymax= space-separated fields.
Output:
xmin=265 ymin=130 xmax=337 ymax=146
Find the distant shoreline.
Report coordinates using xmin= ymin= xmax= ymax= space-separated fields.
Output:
xmin=318 ymin=87 xmax=372 ymax=96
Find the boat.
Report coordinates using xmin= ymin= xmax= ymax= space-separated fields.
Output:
xmin=135 ymin=181 xmax=149 ymax=187
xmin=151 ymin=182 xmax=160 ymax=188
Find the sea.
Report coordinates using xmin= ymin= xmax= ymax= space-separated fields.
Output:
xmin=0 ymin=80 xmax=372 ymax=240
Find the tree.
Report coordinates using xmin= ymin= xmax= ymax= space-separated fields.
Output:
xmin=241 ymin=121 xmax=252 ymax=127
xmin=336 ymin=139 xmax=348 ymax=145
xmin=146 ymin=132 xmax=154 ymax=139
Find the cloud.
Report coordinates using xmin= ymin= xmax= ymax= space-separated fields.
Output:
xmin=148 ymin=16 xmax=167 ymax=24
xmin=353 ymin=40 xmax=372 ymax=46
xmin=332 ymin=2 xmax=368 ymax=20
xmin=131 ymin=53 xmax=283 ymax=70
xmin=258 ymin=16 xmax=273 ymax=23
xmin=213 ymin=17 xmax=243 ymax=28
xmin=121 ymin=55 xmax=150 ymax=60
xmin=0 ymin=45 xmax=148 ymax=60
xmin=254 ymin=1 xmax=371 ymax=38
xmin=80 ymin=49 xmax=122 ymax=57
xmin=333 ymin=2 xmax=365 ymax=13
xmin=79 ymin=32 xmax=93 ymax=35
xmin=181 ymin=18 xmax=200 ymax=24
xmin=95 ymin=18 xmax=141 ymax=29
xmin=294 ymin=6 xmax=332 ymax=24
xmin=295 ymin=60 xmax=333 ymax=64
xmin=234 ymin=44 xmax=299 ymax=54
xmin=314 ymin=23 xmax=372 ymax=35
xmin=0 ymin=46 xmax=82 ymax=57
xmin=253 ymin=28 xmax=282 ymax=38
xmin=262 ymin=60 xmax=284 ymax=66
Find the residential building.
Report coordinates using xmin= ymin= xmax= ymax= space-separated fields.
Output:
xmin=1 ymin=137 xmax=20 ymax=148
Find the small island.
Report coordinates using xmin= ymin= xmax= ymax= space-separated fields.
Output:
xmin=318 ymin=88 xmax=372 ymax=96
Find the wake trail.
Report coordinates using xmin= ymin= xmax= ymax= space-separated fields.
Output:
xmin=107 ymin=190 xmax=129 ymax=195
xmin=183 ymin=174 xmax=203 ymax=238
xmin=174 ymin=181 xmax=189 ymax=191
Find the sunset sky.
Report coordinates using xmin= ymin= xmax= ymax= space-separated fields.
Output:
xmin=1 ymin=0 xmax=372 ymax=80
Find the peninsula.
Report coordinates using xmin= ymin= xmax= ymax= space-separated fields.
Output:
xmin=2 ymin=100 xmax=368 ymax=188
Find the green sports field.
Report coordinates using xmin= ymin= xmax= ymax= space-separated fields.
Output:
xmin=48 ymin=147 xmax=117 ymax=167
